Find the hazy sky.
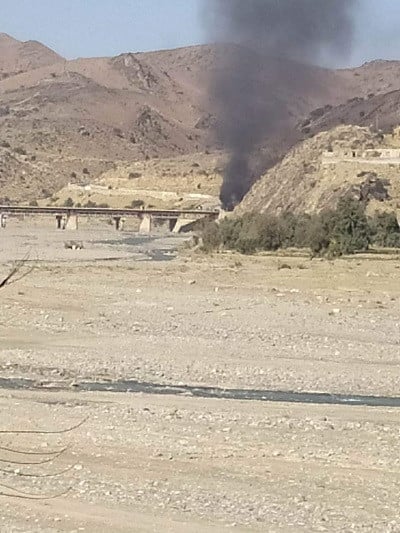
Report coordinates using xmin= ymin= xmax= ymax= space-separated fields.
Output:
xmin=2 ymin=0 xmax=400 ymax=67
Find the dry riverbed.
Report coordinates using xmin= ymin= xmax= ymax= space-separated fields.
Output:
xmin=0 ymin=224 xmax=399 ymax=531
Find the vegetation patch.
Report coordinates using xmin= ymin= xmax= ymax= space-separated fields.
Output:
xmin=202 ymin=197 xmax=400 ymax=257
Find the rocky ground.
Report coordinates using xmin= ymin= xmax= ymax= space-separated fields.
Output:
xmin=0 ymin=222 xmax=399 ymax=532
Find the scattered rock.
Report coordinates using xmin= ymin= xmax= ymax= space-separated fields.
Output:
xmin=64 ymin=240 xmax=84 ymax=250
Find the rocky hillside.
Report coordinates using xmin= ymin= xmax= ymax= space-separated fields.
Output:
xmin=0 ymin=33 xmax=63 ymax=79
xmin=238 ymin=126 xmax=400 ymax=215
xmin=3 ymin=35 xmax=400 ymax=203
xmin=299 ymin=88 xmax=400 ymax=137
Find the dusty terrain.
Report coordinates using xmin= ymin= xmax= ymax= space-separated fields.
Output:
xmin=4 ymin=33 xmax=400 ymax=205
xmin=0 ymin=222 xmax=400 ymax=531
xmin=50 ymin=151 xmax=223 ymax=211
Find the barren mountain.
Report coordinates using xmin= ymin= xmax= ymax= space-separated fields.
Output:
xmin=0 ymin=33 xmax=63 ymax=79
xmin=2 ymin=35 xmax=400 ymax=203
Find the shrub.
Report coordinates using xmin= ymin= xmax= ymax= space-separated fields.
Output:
xmin=29 ymin=199 xmax=38 ymax=207
xmin=219 ymin=217 xmax=244 ymax=249
xmin=235 ymin=216 xmax=261 ymax=254
xmin=128 ymin=172 xmax=142 ymax=179
xmin=63 ymin=197 xmax=74 ymax=207
xmin=239 ymin=214 xmax=282 ymax=253
xmin=14 ymin=146 xmax=27 ymax=155
xmin=305 ymin=199 xmax=370 ymax=257
xmin=130 ymin=200 xmax=145 ymax=208
xmin=370 ymin=212 xmax=400 ymax=248
xmin=306 ymin=211 xmax=335 ymax=256
xmin=277 ymin=212 xmax=298 ymax=248
xmin=201 ymin=221 xmax=222 ymax=252
xmin=202 ymin=197 xmax=381 ymax=257
xmin=203 ymin=214 xmax=284 ymax=255
xmin=84 ymin=200 xmax=97 ymax=208
xmin=293 ymin=213 xmax=312 ymax=248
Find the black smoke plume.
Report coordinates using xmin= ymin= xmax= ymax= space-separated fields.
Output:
xmin=206 ymin=0 xmax=356 ymax=210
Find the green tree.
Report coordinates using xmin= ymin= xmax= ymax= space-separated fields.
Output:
xmin=370 ymin=212 xmax=400 ymax=248
xmin=330 ymin=197 xmax=371 ymax=255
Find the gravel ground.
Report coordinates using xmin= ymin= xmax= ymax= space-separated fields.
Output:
xmin=0 ymin=224 xmax=399 ymax=531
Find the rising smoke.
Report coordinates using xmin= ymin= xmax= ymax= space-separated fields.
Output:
xmin=206 ymin=0 xmax=357 ymax=210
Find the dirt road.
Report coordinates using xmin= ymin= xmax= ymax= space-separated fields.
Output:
xmin=0 ymin=224 xmax=399 ymax=531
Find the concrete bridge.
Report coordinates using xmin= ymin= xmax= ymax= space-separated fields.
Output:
xmin=0 ymin=206 xmax=220 ymax=233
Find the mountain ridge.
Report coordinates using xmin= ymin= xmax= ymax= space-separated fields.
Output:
xmin=2 ymin=33 xmax=400 ymax=207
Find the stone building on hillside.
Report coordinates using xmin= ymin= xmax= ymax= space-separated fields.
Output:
xmin=323 ymin=148 xmax=400 ymax=161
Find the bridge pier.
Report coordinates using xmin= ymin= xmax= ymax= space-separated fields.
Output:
xmin=139 ymin=214 xmax=152 ymax=234
xmin=65 ymin=215 xmax=79 ymax=230
xmin=113 ymin=216 xmax=125 ymax=231
xmin=56 ymin=215 xmax=63 ymax=230
xmin=172 ymin=217 xmax=197 ymax=233
xmin=56 ymin=214 xmax=79 ymax=230
xmin=169 ymin=218 xmax=178 ymax=232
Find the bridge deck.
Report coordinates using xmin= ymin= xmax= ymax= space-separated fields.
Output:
xmin=0 ymin=206 xmax=219 ymax=219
